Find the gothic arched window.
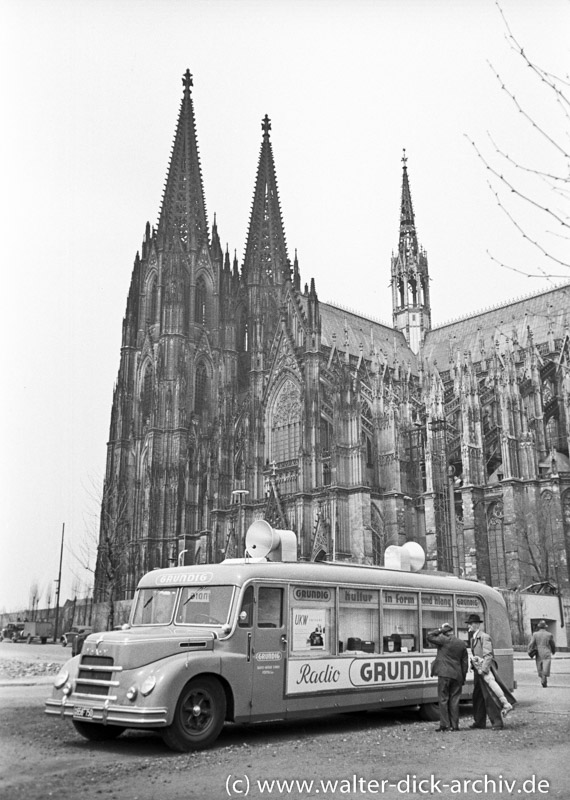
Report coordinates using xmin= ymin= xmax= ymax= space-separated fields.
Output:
xmin=320 ymin=417 xmax=333 ymax=454
xmin=238 ymin=309 xmax=248 ymax=352
xmin=147 ymin=276 xmax=158 ymax=325
xmin=486 ymin=501 xmax=507 ymax=586
xmin=195 ymin=362 xmax=208 ymax=415
xmin=371 ymin=505 xmax=385 ymax=566
xmin=267 ymin=379 xmax=301 ymax=463
xmin=141 ymin=365 xmax=153 ymax=424
xmin=195 ymin=277 xmax=207 ymax=326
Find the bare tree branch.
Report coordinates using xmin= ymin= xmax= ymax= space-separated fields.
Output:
xmin=468 ymin=2 xmax=570 ymax=278
xmin=487 ymin=60 xmax=569 ymax=158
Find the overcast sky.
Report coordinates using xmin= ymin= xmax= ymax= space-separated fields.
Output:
xmin=1 ymin=0 xmax=568 ymax=613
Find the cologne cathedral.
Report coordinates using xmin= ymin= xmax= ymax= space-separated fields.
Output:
xmin=95 ymin=70 xmax=570 ymax=603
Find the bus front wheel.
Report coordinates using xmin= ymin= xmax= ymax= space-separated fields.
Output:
xmin=162 ymin=677 xmax=226 ymax=752
xmin=418 ymin=702 xmax=440 ymax=722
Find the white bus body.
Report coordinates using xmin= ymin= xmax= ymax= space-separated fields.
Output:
xmin=46 ymin=553 xmax=514 ymax=751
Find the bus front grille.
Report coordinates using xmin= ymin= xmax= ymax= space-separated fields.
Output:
xmin=75 ymin=655 xmax=121 ymax=698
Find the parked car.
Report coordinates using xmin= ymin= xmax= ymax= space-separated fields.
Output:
xmin=61 ymin=626 xmax=92 ymax=649
xmin=1 ymin=622 xmax=25 ymax=641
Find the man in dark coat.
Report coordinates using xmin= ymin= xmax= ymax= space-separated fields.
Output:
xmin=467 ymin=613 xmax=516 ymax=730
xmin=427 ymin=622 xmax=468 ymax=732
xmin=528 ymin=620 xmax=556 ymax=687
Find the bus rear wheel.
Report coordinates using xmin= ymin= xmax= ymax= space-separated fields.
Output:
xmin=72 ymin=720 xmax=126 ymax=741
xmin=418 ymin=702 xmax=440 ymax=722
xmin=162 ymin=677 xmax=226 ymax=752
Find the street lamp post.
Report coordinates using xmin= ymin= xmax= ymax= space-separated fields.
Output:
xmin=232 ymin=489 xmax=249 ymax=557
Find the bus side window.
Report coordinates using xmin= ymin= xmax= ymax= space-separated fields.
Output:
xmin=258 ymin=587 xmax=283 ymax=628
xmin=338 ymin=588 xmax=379 ymax=653
xmin=238 ymin=586 xmax=254 ymax=628
xmin=456 ymin=596 xmax=485 ymax=643
xmin=421 ymin=593 xmax=453 ymax=648
xmin=382 ymin=590 xmax=419 ymax=652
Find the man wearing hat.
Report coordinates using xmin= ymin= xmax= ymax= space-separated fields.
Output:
xmin=467 ymin=613 xmax=516 ymax=730
xmin=528 ymin=620 xmax=556 ymax=687
xmin=426 ymin=622 xmax=468 ymax=732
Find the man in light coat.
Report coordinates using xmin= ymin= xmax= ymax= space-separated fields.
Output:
xmin=528 ymin=620 xmax=556 ymax=687
xmin=427 ymin=622 xmax=468 ymax=732
xmin=467 ymin=613 xmax=516 ymax=730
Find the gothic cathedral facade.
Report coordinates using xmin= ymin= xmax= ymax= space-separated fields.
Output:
xmin=94 ymin=71 xmax=570 ymax=603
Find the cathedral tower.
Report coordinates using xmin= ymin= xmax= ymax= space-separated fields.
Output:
xmin=391 ymin=151 xmax=431 ymax=353
xmin=95 ymin=70 xmax=227 ymax=604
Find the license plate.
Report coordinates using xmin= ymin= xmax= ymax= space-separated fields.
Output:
xmin=73 ymin=705 xmax=94 ymax=720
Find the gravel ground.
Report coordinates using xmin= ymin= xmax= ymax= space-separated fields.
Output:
xmin=0 ymin=658 xmax=62 ymax=680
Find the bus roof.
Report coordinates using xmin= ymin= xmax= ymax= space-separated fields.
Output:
xmin=137 ymin=559 xmax=503 ymax=601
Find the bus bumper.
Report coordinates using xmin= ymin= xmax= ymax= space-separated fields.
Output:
xmin=45 ymin=697 xmax=169 ymax=727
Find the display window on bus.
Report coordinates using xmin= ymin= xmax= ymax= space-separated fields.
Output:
xmin=421 ymin=593 xmax=454 ymax=648
xmin=382 ymin=590 xmax=419 ymax=652
xmin=456 ymin=595 xmax=485 ymax=642
xmin=338 ymin=588 xmax=379 ymax=653
xmin=290 ymin=586 xmax=335 ymax=655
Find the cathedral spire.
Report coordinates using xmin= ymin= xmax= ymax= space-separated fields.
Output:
xmin=242 ymin=114 xmax=288 ymax=284
xmin=157 ymin=69 xmax=208 ymax=252
xmin=391 ymin=150 xmax=431 ymax=354
xmin=398 ymin=149 xmax=418 ymax=259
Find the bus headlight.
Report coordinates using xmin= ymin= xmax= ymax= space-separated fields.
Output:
xmin=140 ymin=676 xmax=156 ymax=697
xmin=126 ymin=686 xmax=138 ymax=701
xmin=54 ymin=670 xmax=69 ymax=690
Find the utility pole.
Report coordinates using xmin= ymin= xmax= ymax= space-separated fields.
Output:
xmin=53 ymin=523 xmax=65 ymax=643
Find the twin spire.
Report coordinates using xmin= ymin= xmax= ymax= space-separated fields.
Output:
xmin=157 ymin=71 xmax=417 ymax=310
xmin=243 ymin=114 xmax=289 ymax=283
xmin=158 ymin=70 xmax=288 ymax=282
xmin=157 ymin=69 xmax=208 ymax=252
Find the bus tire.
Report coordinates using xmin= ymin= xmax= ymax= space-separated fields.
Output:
xmin=162 ymin=677 xmax=226 ymax=752
xmin=418 ymin=702 xmax=440 ymax=722
xmin=72 ymin=721 xmax=126 ymax=741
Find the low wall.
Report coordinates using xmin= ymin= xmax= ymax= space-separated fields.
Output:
xmin=498 ymin=589 xmax=569 ymax=650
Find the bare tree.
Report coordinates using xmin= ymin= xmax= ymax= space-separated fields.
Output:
xmin=468 ymin=1 xmax=569 ymax=279
xmin=28 ymin=579 xmax=41 ymax=621
xmin=44 ymin=584 xmax=53 ymax=622
xmin=70 ymin=476 xmax=132 ymax=631
xmin=95 ymin=482 xmax=132 ymax=630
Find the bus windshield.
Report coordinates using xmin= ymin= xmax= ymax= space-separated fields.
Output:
xmin=132 ymin=587 xmax=178 ymax=626
xmin=175 ymin=585 xmax=235 ymax=626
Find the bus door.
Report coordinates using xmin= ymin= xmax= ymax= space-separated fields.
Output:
xmin=250 ymin=584 xmax=288 ymax=717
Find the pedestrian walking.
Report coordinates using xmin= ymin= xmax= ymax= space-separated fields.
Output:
xmin=426 ymin=622 xmax=468 ymax=732
xmin=466 ymin=613 xmax=516 ymax=731
xmin=528 ymin=620 xmax=556 ymax=687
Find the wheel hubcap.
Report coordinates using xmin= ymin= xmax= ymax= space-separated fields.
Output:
xmin=181 ymin=691 xmax=212 ymax=734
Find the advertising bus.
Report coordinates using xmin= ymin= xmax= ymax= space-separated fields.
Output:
xmin=45 ymin=522 xmax=514 ymax=751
